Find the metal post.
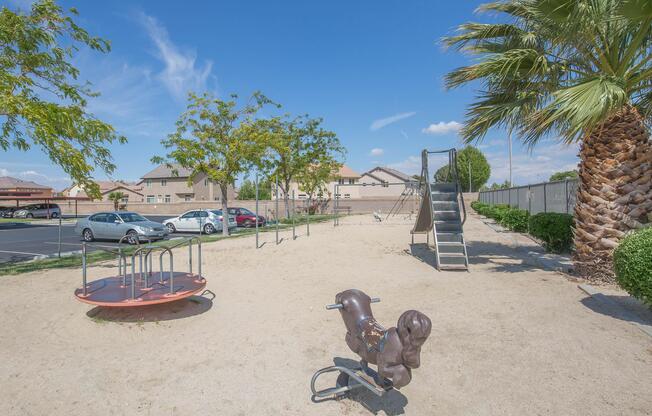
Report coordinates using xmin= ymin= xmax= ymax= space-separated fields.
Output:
xmin=307 ymin=197 xmax=310 ymax=236
xmin=275 ymin=174 xmax=279 ymax=245
xmin=57 ymin=215 xmax=62 ymax=258
xmin=543 ymin=182 xmax=547 ymax=213
xmin=565 ymin=179 xmax=569 ymax=214
xmin=169 ymin=254 xmax=174 ymax=294
xmin=81 ymin=243 xmax=87 ymax=296
xmin=292 ymin=190 xmax=296 ymax=240
xmin=188 ymin=240 xmax=193 ymax=274
xmin=255 ymin=173 xmax=259 ymax=249
xmin=139 ymin=251 xmax=143 ymax=288
xmin=508 ymin=127 xmax=513 ymax=187
xmin=131 ymin=256 xmax=136 ymax=300
xmin=334 ymin=184 xmax=339 ymax=226
xmin=528 ymin=185 xmax=532 ymax=213
xmin=159 ymin=255 xmax=165 ymax=284
xmin=468 ymin=160 xmax=472 ymax=193
xmin=197 ymin=240 xmax=202 ymax=279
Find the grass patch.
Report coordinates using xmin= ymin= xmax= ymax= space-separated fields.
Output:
xmin=0 ymin=214 xmax=340 ymax=276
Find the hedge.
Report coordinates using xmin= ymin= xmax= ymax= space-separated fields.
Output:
xmin=471 ymin=201 xmax=574 ymax=253
xmin=613 ymin=227 xmax=652 ymax=306
xmin=528 ymin=213 xmax=574 ymax=253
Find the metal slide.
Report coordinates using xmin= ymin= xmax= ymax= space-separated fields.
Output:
xmin=411 ymin=149 xmax=469 ymax=270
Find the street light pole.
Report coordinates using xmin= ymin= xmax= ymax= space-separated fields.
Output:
xmin=508 ymin=127 xmax=513 ymax=186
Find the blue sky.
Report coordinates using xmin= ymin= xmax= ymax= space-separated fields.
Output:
xmin=3 ymin=0 xmax=580 ymax=191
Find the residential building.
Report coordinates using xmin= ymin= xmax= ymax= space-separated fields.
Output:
xmin=140 ymin=164 xmax=237 ymax=203
xmin=357 ymin=166 xmax=419 ymax=198
xmin=63 ymin=181 xmax=144 ymax=203
xmin=0 ymin=176 xmax=53 ymax=198
xmin=275 ymin=165 xmax=362 ymax=200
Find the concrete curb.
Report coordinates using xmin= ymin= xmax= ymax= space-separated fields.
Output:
xmin=578 ymin=284 xmax=652 ymax=338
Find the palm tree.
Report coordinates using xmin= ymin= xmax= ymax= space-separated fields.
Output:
xmin=107 ymin=191 xmax=126 ymax=211
xmin=444 ymin=0 xmax=652 ymax=280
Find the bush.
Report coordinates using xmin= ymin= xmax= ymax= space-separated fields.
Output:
xmin=528 ymin=213 xmax=574 ymax=253
xmin=500 ymin=208 xmax=529 ymax=232
xmin=613 ymin=227 xmax=652 ymax=306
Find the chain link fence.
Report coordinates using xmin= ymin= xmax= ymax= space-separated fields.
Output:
xmin=478 ymin=179 xmax=579 ymax=215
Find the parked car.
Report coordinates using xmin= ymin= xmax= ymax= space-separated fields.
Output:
xmin=0 ymin=206 xmax=14 ymax=217
xmin=227 ymin=207 xmax=266 ymax=228
xmin=163 ymin=209 xmax=237 ymax=234
xmin=1 ymin=207 xmax=18 ymax=218
xmin=13 ymin=203 xmax=61 ymax=219
xmin=75 ymin=212 xmax=167 ymax=244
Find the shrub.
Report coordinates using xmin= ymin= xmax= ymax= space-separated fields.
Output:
xmin=487 ymin=204 xmax=510 ymax=222
xmin=528 ymin=213 xmax=574 ymax=253
xmin=500 ymin=208 xmax=529 ymax=232
xmin=613 ymin=227 xmax=652 ymax=306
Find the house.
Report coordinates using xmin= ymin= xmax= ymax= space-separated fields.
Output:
xmin=0 ymin=176 xmax=53 ymax=198
xmin=357 ymin=166 xmax=419 ymax=198
xmin=140 ymin=164 xmax=237 ymax=203
xmin=275 ymin=165 xmax=362 ymax=200
xmin=63 ymin=181 xmax=144 ymax=203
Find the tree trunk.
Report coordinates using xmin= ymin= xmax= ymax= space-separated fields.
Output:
xmin=220 ymin=183 xmax=229 ymax=236
xmin=574 ymin=105 xmax=652 ymax=281
xmin=283 ymin=179 xmax=291 ymax=219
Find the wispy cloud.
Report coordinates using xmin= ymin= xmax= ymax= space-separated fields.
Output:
xmin=387 ymin=156 xmax=421 ymax=175
xmin=370 ymin=112 xmax=416 ymax=131
xmin=486 ymin=142 xmax=579 ymax=185
xmin=140 ymin=13 xmax=214 ymax=100
xmin=422 ymin=121 xmax=462 ymax=135
xmin=370 ymin=148 xmax=384 ymax=156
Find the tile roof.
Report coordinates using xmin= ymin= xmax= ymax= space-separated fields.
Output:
xmin=141 ymin=164 xmax=194 ymax=179
xmin=364 ymin=166 xmax=417 ymax=183
xmin=336 ymin=165 xmax=361 ymax=178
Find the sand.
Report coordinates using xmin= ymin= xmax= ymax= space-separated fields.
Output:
xmin=0 ymin=213 xmax=651 ymax=416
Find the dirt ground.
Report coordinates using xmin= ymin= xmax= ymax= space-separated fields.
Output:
xmin=1 ymin=213 xmax=651 ymax=416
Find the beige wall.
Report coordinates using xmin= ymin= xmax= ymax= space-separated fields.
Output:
xmin=357 ymin=171 xmax=412 ymax=198
xmin=141 ymin=174 xmax=236 ymax=204
xmin=58 ymin=196 xmax=429 ymax=218
xmin=276 ymin=178 xmax=362 ymax=200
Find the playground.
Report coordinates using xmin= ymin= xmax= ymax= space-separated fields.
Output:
xmin=1 ymin=212 xmax=650 ymax=415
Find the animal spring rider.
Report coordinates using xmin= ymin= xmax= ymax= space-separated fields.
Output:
xmin=311 ymin=289 xmax=432 ymax=399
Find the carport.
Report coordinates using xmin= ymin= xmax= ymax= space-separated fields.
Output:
xmin=0 ymin=196 xmax=90 ymax=218
xmin=0 ymin=196 xmax=91 ymax=261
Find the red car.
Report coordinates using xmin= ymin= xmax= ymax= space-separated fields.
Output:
xmin=227 ymin=207 xmax=266 ymax=228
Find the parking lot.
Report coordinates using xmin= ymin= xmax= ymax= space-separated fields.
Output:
xmin=0 ymin=215 xmax=249 ymax=263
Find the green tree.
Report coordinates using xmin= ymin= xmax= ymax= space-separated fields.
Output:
xmin=444 ymin=0 xmax=652 ymax=279
xmin=153 ymin=91 xmax=277 ymax=236
xmin=296 ymin=161 xmax=342 ymax=213
xmin=1 ymin=0 xmax=125 ymax=199
xmin=549 ymin=170 xmax=578 ymax=182
xmin=107 ymin=191 xmax=125 ymax=210
xmin=237 ymin=178 xmax=271 ymax=200
xmin=433 ymin=146 xmax=491 ymax=192
xmin=261 ymin=115 xmax=344 ymax=218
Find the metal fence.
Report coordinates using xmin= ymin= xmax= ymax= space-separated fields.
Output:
xmin=478 ymin=179 xmax=579 ymax=215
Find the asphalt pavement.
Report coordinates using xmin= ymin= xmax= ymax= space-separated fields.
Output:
xmin=0 ymin=215 xmax=182 ymax=263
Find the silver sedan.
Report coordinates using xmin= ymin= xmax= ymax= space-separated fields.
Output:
xmin=75 ymin=212 xmax=168 ymax=244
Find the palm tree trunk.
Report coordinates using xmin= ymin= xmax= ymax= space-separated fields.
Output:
xmin=574 ymin=105 xmax=652 ymax=281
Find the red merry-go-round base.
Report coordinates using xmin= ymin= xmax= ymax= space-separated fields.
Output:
xmin=74 ymin=272 xmax=206 ymax=307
